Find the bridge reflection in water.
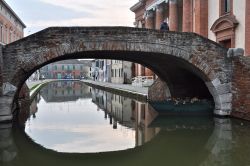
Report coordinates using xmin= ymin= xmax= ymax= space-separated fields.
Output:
xmin=1 ymin=81 xmax=250 ymax=166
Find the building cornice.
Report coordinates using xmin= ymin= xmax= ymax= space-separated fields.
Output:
xmin=146 ymin=0 xmax=168 ymax=11
xmin=130 ymin=0 xmax=145 ymax=12
xmin=1 ymin=0 xmax=26 ymax=28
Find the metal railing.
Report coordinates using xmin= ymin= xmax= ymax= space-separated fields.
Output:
xmin=131 ymin=76 xmax=154 ymax=87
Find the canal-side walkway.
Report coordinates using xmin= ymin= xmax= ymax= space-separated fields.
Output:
xmin=81 ymin=80 xmax=148 ymax=99
xmin=26 ymin=79 xmax=56 ymax=97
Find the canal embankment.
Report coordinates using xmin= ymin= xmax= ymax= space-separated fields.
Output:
xmin=81 ymin=80 xmax=148 ymax=101
xmin=26 ymin=79 xmax=56 ymax=99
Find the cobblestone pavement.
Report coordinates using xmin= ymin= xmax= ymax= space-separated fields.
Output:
xmin=81 ymin=80 xmax=148 ymax=96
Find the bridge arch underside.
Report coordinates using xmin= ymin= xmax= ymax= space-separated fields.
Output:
xmin=11 ymin=51 xmax=224 ymax=116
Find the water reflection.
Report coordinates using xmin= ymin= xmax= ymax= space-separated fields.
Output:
xmin=91 ymin=88 xmax=159 ymax=146
xmin=0 ymin=124 xmax=17 ymax=162
xmin=2 ymin=117 xmax=250 ymax=166
xmin=1 ymin=81 xmax=250 ymax=166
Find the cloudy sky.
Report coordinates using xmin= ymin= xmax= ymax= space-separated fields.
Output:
xmin=5 ymin=0 xmax=138 ymax=36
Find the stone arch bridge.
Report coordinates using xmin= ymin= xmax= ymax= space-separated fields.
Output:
xmin=0 ymin=27 xmax=249 ymax=122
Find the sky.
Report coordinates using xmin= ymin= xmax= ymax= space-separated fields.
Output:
xmin=5 ymin=0 xmax=138 ymax=36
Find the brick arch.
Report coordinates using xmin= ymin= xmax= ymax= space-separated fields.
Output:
xmin=1 ymin=27 xmax=231 ymax=121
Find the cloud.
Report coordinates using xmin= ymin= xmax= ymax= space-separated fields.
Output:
xmin=26 ymin=123 xmax=136 ymax=153
xmin=24 ymin=0 xmax=138 ymax=35
xmin=38 ymin=0 xmax=137 ymax=13
xmin=35 ymin=0 xmax=137 ymax=26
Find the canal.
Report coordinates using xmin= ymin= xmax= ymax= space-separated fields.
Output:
xmin=1 ymin=81 xmax=250 ymax=166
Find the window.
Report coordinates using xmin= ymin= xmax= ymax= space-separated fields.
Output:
xmin=54 ymin=65 xmax=57 ymax=70
xmin=220 ymin=0 xmax=231 ymax=15
xmin=0 ymin=23 xmax=2 ymax=42
xmin=9 ymin=29 xmax=12 ymax=42
xmin=6 ymin=28 xmax=8 ymax=43
xmin=62 ymin=65 xmax=64 ymax=70
xmin=225 ymin=0 xmax=230 ymax=13
xmin=73 ymin=65 xmax=75 ymax=70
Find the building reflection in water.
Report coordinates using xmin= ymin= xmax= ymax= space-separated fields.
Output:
xmin=91 ymin=87 xmax=160 ymax=146
xmin=41 ymin=81 xmax=92 ymax=103
xmin=3 ymin=81 xmax=249 ymax=165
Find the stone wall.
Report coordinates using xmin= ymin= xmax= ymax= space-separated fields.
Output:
xmin=231 ymin=56 xmax=250 ymax=120
xmin=18 ymin=83 xmax=30 ymax=100
xmin=148 ymin=78 xmax=171 ymax=101
xmin=0 ymin=45 xmax=3 ymax=96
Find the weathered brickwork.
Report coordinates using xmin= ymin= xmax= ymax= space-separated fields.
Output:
xmin=231 ymin=56 xmax=250 ymax=120
xmin=246 ymin=0 xmax=250 ymax=56
xmin=0 ymin=45 xmax=3 ymax=96
xmin=18 ymin=83 xmax=29 ymax=100
xmin=0 ymin=27 xmax=248 ymax=121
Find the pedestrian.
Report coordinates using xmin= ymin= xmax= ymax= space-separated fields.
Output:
xmin=160 ymin=21 xmax=169 ymax=31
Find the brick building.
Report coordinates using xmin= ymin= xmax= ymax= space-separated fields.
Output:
xmin=131 ymin=0 xmax=250 ymax=77
xmin=0 ymin=0 xmax=25 ymax=97
xmin=0 ymin=0 xmax=26 ymax=44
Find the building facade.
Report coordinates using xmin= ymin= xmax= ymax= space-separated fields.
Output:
xmin=131 ymin=0 xmax=250 ymax=56
xmin=0 ymin=0 xmax=26 ymax=45
xmin=91 ymin=59 xmax=133 ymax=84
xmin=40 ymin=59 xmax=91 ymax=79
xmin=111 ymin=60 xmax=133 ymax=84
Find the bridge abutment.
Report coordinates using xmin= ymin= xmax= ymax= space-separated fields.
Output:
xmin=0 ymin=45 xmax=3 ymax=97
xmin=0 ymin=44 xmax=16 ymax=122
xmin=206 ymin=79 xmax=232 ymax=116
xmin=0 ymin=45 xmax=13 ymax=122
xmin=231 ymin=56 xmax=250 ymax=120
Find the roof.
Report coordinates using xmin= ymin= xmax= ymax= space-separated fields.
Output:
xmin=1 ymin=0 xmax=26 ymax=28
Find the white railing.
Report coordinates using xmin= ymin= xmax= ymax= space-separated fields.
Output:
xmin=132 ymin=76 xmax=154 ymax=87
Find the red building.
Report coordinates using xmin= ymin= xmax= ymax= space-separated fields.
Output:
xmin=0 ymin=0 xmax=26 ymax=44
xmin=131 ymin=0 xmax=250 ymax=78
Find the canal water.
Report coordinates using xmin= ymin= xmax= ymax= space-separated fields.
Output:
xmin=1 ymin=81 xmax=250 ymax=166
